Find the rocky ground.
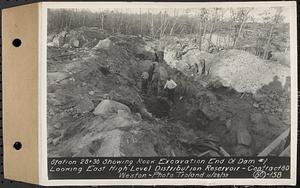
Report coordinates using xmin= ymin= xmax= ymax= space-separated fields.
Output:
xmin=47 ymin=27 xmax=290 ymax=157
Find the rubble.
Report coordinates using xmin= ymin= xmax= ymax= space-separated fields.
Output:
xmin=250 ymin=113 xmax=263 ymax=124
xmin=164 ymin=40 xmax=290 ymax=95
xmin=47 ymin=30 xmax=290 ymax=157
xmin=234 ymin=145 xmax=253 ymax=156
xmin=76 ymin=96 xmax=94 ymax=114
xmin=93 ymin=99 xmax=131 ymax=116
xmin=252 ymin=79 xmax=290 ymax=117
xmin=267 ymin=115 xmax=282 ymax=127
xmin=208 ymin=50 xmax=290 ymax=94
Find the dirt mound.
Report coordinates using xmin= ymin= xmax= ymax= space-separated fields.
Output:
xmin=164 ymin=41 xmax=290 ymax=95
xmin=209 ymin=50 xmax=290 ymax=94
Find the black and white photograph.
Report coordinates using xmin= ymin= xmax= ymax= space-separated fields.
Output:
xmin=1 ymin=1 xmax=298 ymax=186
xmin=43 ymin=2 xmax=297 ymax=184
xmin=42 ymin=2 xmax=297 ymax=185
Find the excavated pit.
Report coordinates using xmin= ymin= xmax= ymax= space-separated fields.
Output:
xmin=144 ymin=96 xmax=171 ymax=118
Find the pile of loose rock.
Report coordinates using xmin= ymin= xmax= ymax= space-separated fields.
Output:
xmin=253 ymin=85 xmax=290 ymax=117
xmin=208 ymin=50 xmax=290 ymax=94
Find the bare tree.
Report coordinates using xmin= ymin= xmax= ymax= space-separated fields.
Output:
xmin=101 ymin=11 xmax=104 ymax=30
xmin=150 ymin=12 xmax=155 ymax=37
xmin=262 ymin=7 xmax=283 ymax=59
xmin=169 ymin=9 xmax=178 ymax=36
xmin=208 ymin=8 xmax=219 ymax=47
xmin=139 ymin=8 xmax=143 ymax=34
xmin=197 ymin=8 xmax=208 ymax=50
xmin=232 ymin=8 xmax=252 ymax=49
xmin=47 ymin=7 xmax=289 ymax=57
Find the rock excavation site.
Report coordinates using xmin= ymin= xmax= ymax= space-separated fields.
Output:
xmin=47 ymin=27 xmax=291 ymax=158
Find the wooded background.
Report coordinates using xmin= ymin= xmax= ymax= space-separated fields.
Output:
xmin=48 ymin=7 xmax=289 ymax=59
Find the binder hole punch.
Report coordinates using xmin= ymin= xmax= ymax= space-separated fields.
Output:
xmin=12 ymin=38 xmax=22 ymax=47
xmin=13 ymin=141 xmax=22 ymax=150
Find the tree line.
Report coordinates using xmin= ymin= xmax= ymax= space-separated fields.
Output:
xmin=48 ymin=7 xmax=289 ymax=58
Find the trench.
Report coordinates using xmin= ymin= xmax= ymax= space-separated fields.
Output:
xmin=137 ymin=59 xmax=263 ymax=157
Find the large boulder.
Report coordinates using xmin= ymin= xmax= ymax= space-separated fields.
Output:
xmin=48 ymin=72 xmax=69 ymax=85
xmin=70 ymin=37 xmax=80 ymax=48
xmin=236 ymin=129 xmax=252 ymax=146
xmin=51 ymin=35 xmax=65 ymax=47
xmin=51 ymin=31 xmax=68 ymax=47
xmin=67 ymin=111 xmax=139 ymax=157
xmin=93 ymin=38 xmax=113 ymax=50
xmin=93 ymin=99 xmax=131 ymax=116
